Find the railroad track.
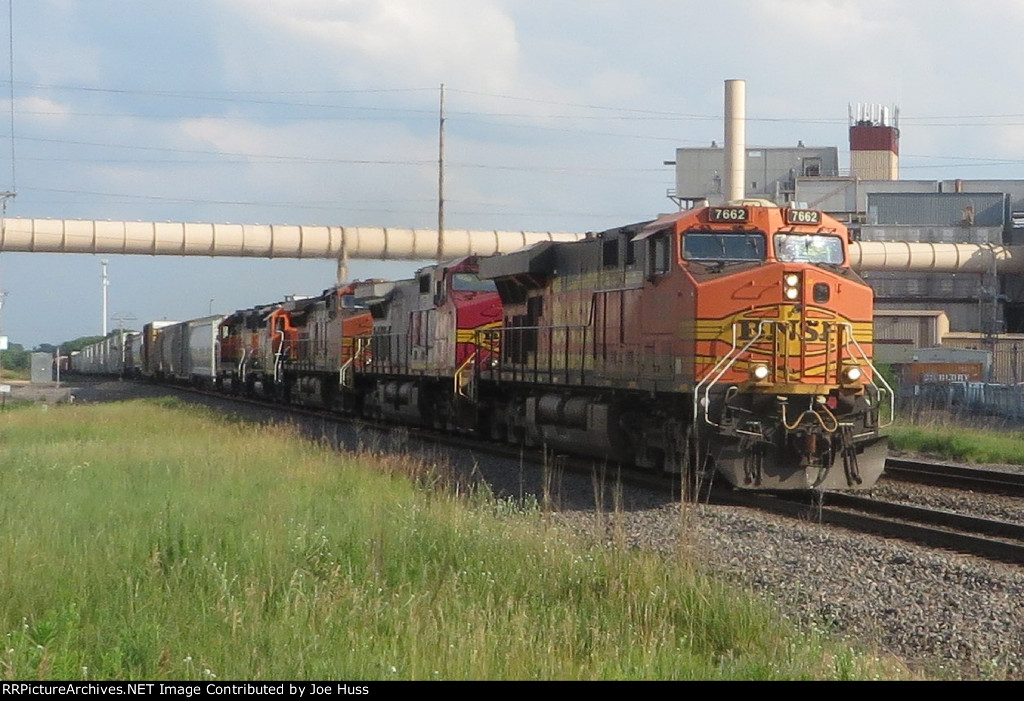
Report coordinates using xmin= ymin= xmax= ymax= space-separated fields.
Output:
xmin=884 ymin=456 xmax=1024 ymax=496
xmin=189 ymin=390 xmax=1024 ymax=565
xmin=76 ymin=380 xmax=1024 ymax=564
xmin=719 ymin=489 xmax=1024 ymax=566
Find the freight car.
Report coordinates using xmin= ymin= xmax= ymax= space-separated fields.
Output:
xmin=138 ymin=316 xmax=223 ymax=386
xmin=139 ymin=320 xmax=177 ymax=378
xmin=103 ymin=201 xmax=892 ymax=493
xmin=68 ymin=330 xmax=136 ymax=376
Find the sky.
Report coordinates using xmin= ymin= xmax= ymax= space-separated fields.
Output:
xmin=4 ymin=0 xmax=1024 ymax=348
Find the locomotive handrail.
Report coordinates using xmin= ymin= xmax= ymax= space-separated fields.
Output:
xmin=339 ymin=357 xmax=353 ymax=389
xmin=238 ymin=348 xmax=254 ymax=383
xmin=340 ymin=335 xmax=374 ymax=388
xmin=694 ymin=321 xmax=768 ymax=428
xmin=356 ymin=330 xmax=406 ymax=376
xmin=454 ymin=351 xmax=477 ymax=400
xmin=694 ymin=319 xmax=894 ymax=431
xmin=837 ymin=322 xmax=895 ymax=429
xmin=271 ymin=323 xmax=288 ymax=384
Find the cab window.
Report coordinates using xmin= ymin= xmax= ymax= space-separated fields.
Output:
xmin=649 ymin=232 xmax=671 ymax=277
xmin=774 ymin=234 xmax=844 ymax=264
xmin=683 ymin=232 xmax=766 ymax=262
xmin=452 ymin=273 xmax=497 ymax=293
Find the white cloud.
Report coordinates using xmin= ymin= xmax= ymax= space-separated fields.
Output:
xmin=216 ymin=0 xmax=521 ymax=91
xmin=17 ymin=96 xmax=72 ymax=124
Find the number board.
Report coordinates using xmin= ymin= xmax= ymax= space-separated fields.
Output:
xmin=708 ymin=207 xmax=748 ymax=223
xmin=785 ymin=208 xmax=822 ymax=225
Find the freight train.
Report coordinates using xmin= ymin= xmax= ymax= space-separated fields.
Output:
xmin=71 ymin=201 xmax=893 ymax=492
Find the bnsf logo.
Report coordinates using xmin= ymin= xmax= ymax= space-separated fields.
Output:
xmin=735 ymin=318 xmax=833 ymax=343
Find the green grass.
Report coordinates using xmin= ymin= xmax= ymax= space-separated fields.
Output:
xmin=0 ymin=366 xmax=30 ymax=381
xmin=889 ymin=420 xmax=1024 ymax=465
xmin=0 ymin=399 xmax=911 ymax=680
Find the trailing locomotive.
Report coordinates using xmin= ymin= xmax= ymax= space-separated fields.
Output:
xmin=73 ymin=201 xmax=891 ymax=492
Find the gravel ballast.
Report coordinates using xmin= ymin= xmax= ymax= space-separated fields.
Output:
xmin=552 ymin=484 xmax=1024 ymax=681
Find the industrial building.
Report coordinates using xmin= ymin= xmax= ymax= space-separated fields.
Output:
xmin=670 ymin=101 xmax=1024 ymax=383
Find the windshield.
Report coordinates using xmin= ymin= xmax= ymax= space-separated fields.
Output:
xmin=683 ymin=232 xmax=766 ymax=262
xmin=774 ymin=234 xmax=845 ymax=264
xmin=452 ymin=273 xmax=497 ymax=293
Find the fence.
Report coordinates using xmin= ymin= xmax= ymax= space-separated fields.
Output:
xmin=900 ymin=381 xmax=1024 ymax=422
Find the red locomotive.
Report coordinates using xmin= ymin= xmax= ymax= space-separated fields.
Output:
xmin=86 ymin=201 xmax=890 ymax=492
xmin=359 ymin=256 xmax=503 ymax=429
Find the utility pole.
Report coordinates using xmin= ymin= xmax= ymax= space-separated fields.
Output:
xmin=101 ymin=259 xmax=109 ymax=336
xmin=437 ymin=82 xmax=445 ymax=262
xmin=0 ymin=289 xmax=7 ymax=381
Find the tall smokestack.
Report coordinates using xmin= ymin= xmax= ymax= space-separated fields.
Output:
xmin=724 ymin=79 xmax=746 ymax=202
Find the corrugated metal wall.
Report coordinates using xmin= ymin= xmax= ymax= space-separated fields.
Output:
xmin=874 ymin=301 xmax=991 ymax=333
xmin=865 ymin=271 xmax=985 ymax=298
xmin=874 ymin=312 xmax=947 ymax=348
xmin=860 ymin=225 xmax=1002 ymax=244
xmin=850 ymin=150 xmax=898 ymax=180
xmin=866 ymin=192 xmax=1006 ymax=227
xmin=675 ymin=146 xmax=839 ymax=202
xmin=796 ymin=178 xmax=940 ymax=216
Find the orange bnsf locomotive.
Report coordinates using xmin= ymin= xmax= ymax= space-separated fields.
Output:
xmin=473 ymin=200 xmax=892 ymax=490
xmin=100 ymin=201 xmax=889 ymax=492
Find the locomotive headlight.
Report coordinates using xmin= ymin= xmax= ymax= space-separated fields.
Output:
xmin=783 ymin=273 xmax=801 ymax=301
xmin=842 ymin=364 xmax=863 ymax=383
xmin=750 ymin=363 xmax=771 ymax=381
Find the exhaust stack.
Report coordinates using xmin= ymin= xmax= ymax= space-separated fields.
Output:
xmin=724 ymin=79 xmax=746 ymax=202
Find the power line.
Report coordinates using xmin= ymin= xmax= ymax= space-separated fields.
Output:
xmin=18 ymin=78 xmax=1024 ymax=129
xmin=3 ymin=0 xmax=13 ymax=205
